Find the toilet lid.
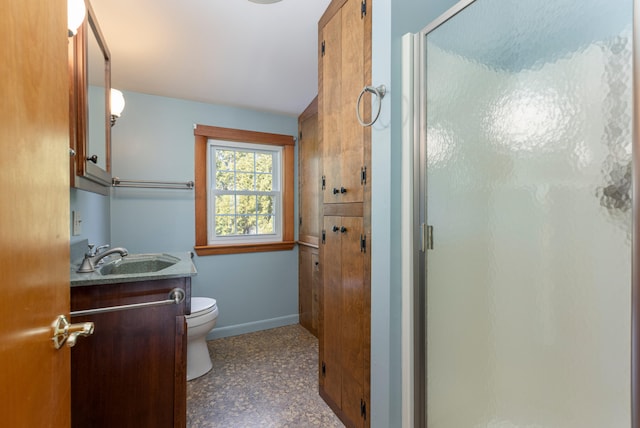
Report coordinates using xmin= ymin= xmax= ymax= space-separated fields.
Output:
xmin=191 ymin=297 xmax=217 ymax=316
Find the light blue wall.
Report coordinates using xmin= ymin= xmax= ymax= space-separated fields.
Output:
xmin=109 ymin=91 xmax=300 ymax=337
xmin=370 ymin=0 xmax=458 ymax=426
xmin=70 ymin=188 xmax=110 ymax=252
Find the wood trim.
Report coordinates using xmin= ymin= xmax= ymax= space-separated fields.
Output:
xmin=362 ymin=0 xmax=373 ymax=423
xmin=299 ymin=97 xmax=318 ymax=123
xmin=319 ymin=0 xmax=349 ymax=29
xmin=323 ymin=202 xmax=364 ymax=217
xmin=283 ymin=145 xmax=295 ymax=242
xmin=194 ymin=241 xmax=296 ymax=256
xmin=298 ymin=236 xmax=320 ymax=248
xmin=194 ymin=124 xmax=295 ymax=146
xmin=194 ymin=135 xmax=208 ymax=247
xmin=194 ymin=126 xmax=295 ymax=255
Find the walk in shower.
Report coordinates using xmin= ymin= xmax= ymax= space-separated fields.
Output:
xmin=406 ymin=0 xmax=637 ymax=426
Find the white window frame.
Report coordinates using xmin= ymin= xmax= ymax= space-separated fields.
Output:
xmin=207 ymin=139 xmax=283 ymax=245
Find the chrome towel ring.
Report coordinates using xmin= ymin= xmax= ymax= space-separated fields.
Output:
xmin=356 ymin=84 xmax=386 ymax=127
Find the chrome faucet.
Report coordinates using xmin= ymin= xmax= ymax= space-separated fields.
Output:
xmin=76 ymin=244 xmax=129 ymax=273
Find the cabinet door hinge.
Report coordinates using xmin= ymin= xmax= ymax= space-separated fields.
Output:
xmin=321 ymin=40 xmax=326 ymax=56
xmin=299 ymin=131 xmax=302 ymax=141
xmin=322 ymin=175 xmax=326 ymax=190
xmin=322 ymin=361 xmax=326 ymax=377
xmin=361 ymin=0 xmax=367 ymax=18
xmin=361 ymin=166 xmax=367 ymax=185
xmin=360 ymin=234 xmax=367 ymax=253
xmin=322 ymin=230 xmax=326 ymax=244
xmin=361 ymin=399 xmax=367 ymax=420
xmin=299 ymin=216 xmax=303 ymax=226
xmin=421 ymin=224 xmax=433 ymax=251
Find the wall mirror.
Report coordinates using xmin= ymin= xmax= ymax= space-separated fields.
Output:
xmin=69 ymin=0 xmax=112 ymax=195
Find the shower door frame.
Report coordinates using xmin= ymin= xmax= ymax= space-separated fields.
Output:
xmin=403 ymin=1 xmax=640 ymax=427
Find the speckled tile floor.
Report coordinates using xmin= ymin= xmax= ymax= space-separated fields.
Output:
xmin=186 ymin=324 xmax=345 ymax=428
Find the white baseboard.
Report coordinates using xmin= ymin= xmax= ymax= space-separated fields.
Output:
xmin=206 ymin=314 xmax=300 ymax=340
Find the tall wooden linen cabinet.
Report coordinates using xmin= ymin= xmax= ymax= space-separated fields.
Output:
xmin=317 ymin=0 xmax=372 ymax=426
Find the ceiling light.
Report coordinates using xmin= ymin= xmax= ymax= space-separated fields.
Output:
xmin=248 ymin=0 xmax=283 ymax=4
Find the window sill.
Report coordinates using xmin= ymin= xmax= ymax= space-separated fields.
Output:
xmin=194 ymin=241 xmax=296 ymax=256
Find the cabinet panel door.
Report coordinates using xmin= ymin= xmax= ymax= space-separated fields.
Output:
xmin=322 ymin=11 xmax=343 ymax=204
xmin=311 ymin=251 xmax=320 ymax=333
xmin=339 ymin=0 xmax=366 ymax=203
xmin=322 ymin=216 xmax=344 ymax=404
xmin=299 ymin=111 xmax=321 ymax=242
xmin=299 ymin=245 xmax=316 ymax=335
xmin=340 ymin=216 xmax=365 ymax=426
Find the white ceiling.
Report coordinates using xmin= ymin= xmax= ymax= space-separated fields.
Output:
xmin=89 ymin=0 xmax=331 ymax=117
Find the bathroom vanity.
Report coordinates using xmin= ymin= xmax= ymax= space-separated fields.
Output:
xmin=70 ymin=252 xmax=196 ymax=428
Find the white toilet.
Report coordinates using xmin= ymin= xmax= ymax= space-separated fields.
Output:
xmin=186 ymin=297 xmax=219 ymax=381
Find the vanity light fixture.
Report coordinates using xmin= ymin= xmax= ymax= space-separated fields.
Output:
xmin=67 ymin=0 xmax=86 ymax=37
xmin=247 ymin=0 xmax=283 ymax=3
xmin=110 ymin=89 xmax=125 ymax=127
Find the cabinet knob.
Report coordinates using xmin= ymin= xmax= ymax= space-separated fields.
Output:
xmin=86 ymin=155 xmax=98 ymax=164
xmin=333 ymin=188 xmax=339 ymax=195
xmin=340 ymin=226 xmax=347 ymax=233
xmin=340 ymin=187 xmax=347 ymax=194
xmin=332 ymin=225 xmax=339 ymax=232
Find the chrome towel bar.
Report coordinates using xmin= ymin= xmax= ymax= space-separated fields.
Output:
xmin=70 ymin=288 xmax=185 ymax=317
xmin=112 ymin=177 xmax=194 ymax=190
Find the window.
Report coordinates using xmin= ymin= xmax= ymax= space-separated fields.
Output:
xmin=194 ymin=125 xmax=295 ymax=256
xmin=209 ymin=141 xmax=282 ymax=243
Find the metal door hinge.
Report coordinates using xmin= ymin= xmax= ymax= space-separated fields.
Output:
xmin=361 ymin=399 xmax=367 ymax=420
xmin=360 ymin=234 xmax=367 ymax=253
xmin=361 ymin=0 xmax=367 ymax=18
xmin=322 ymin=230 xmax=326 ymax=244
xmin=321 ymin=40 xmax=326 ymax=56
xmin=361 ymin=166 xmax=367 ymax=185
xmin=322 ymin=175 xmax=326 ymax=190
xmin=299 ymin=216 xmax=303 ymax=226
xmin=299 ymin=131 xmax=303 ymax=140
xmin=322 ymin=361 xmax=326 ymax=377
xmin=422 ymin=224 xmax=433 ymax=251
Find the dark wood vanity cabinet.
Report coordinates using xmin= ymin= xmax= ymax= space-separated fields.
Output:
xmin=70 ymin=277 xmax=191 ymax=428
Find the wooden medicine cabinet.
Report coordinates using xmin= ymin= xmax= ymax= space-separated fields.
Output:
xmin=69 ymin=0 xmax=112 ymax=195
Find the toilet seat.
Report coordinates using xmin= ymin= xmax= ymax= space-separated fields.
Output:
xmin=189 ymin=297 xmax=217 ymax=318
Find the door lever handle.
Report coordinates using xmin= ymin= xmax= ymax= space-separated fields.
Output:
xmin=51 ymin=315 xmax=94 ymax=349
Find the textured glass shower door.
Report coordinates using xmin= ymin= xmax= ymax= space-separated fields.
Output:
xmin=422 ymin=0 xmax=632 ymax=426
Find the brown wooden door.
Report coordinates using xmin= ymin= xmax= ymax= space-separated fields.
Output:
xmin=340 ymin=216 xmax=365 ymax=427
xmin=321 ymin=0 xmax=366 ymax=205
xmin=321 ymin=215 xmax=365 ymax=427
xmin=0 ymin=0 xmax=71 ymax=426
xmin=322 ymin=216 xmax=344 ymax=404
xmin=321 ymin=8 xmax=343 ymax=204
xmin=299 ymin=245 xmax=319 ymax=336
xmin=298 ymin=100 xmax=321 ymax=244
xmin=338 ymin=0 xmax=366 ymax=204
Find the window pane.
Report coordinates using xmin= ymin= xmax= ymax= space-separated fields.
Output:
xmin=236 ymin=172 xmax=254 ymax=191
xmin=215 ymin=195 xmax=235 ymax=215
xmin=256 ymin=173 xmax=273 ymax=191
xmin=215 ymin=149 xmax=235 ymax=171
xmin=256 ymin=153 xmax=273 ymax=173
xmin=258 ymin=215 xmax=275 ymax=234
xmin=236 ymin=151 xmax=254 ymax=172
xmin=237 ymin=195 xmax=257 ymax=215
xmin=257 ymin=195 xmax=275 ymax=215
xmin=236 ymin=215 xmax=257 ymax=235
xmin=216 ymin=171 xmax=235 ymax=190
xmin=215 ymin=216 xmax=235 ymax=236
